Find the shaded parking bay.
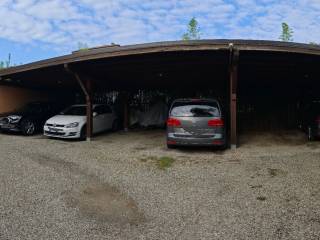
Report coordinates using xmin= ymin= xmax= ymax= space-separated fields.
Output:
xmin=0 ymin=130 xmax=320 ymax=239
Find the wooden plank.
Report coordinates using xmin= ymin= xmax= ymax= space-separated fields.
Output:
xmin=86 ymin=77 xmax=93 ymax=141
xmin=230 ymin=48 xmax=239 ymax=149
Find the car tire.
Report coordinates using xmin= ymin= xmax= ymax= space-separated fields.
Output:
xmin=21 ymin=119 xmax=36 ymax=136
xmin=80 ymin=126 xmax=87 ymax=141
xmin=167 ymin=144 xmax=176 ymax=149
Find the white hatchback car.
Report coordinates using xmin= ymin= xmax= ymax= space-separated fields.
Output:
xmin=44 ymin=104 xmax=118 ymax=139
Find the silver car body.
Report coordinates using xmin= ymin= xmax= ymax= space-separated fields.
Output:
xmin=166 ymin=99 xmax=226 ymax=147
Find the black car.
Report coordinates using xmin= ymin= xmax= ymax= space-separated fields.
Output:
xmin=299 ymin=100 xmax=320 ymax=140
xmin=0 ymin=102 xmax=64 ymax=136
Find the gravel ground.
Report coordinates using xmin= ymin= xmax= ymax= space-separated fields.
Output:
xmin=1 ymin=129 xmax=320 ymax=239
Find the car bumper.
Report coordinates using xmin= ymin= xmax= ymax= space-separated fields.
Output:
xmin=43 ymin=126 xmax=81 ymax=139
xmin=0 ymin=123 xmax=21 ymax=132
xmin=167 ymin=133 xmax=226 ymax=146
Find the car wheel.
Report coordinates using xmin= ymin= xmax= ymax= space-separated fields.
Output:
xmin=112 ymin=120 xmax=119 ymax=132
xmin=167 ymin=144 xmax=176 ymax=149
xmin=21 ymin=119 xmax=36 ymax=136
xmin=308 ymin=126 xmax=314 ymax=141
xmin=80 ymin=126 xmax=87 ymax=140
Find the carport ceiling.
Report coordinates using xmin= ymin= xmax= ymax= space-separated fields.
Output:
xmin=0 ymin=39 xmax=320 ymax=91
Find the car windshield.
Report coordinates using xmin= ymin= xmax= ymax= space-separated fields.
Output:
xmin=61 ymin=106 xmax=86 ymax=116
xmin=171 ymin=101 xmax=220 ymax=117
xmin=17 ymin=103 xmax=46 ymax=114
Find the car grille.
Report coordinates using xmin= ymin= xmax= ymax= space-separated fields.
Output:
xmin=46 ymin=123 xmax=65 ymax=127
xmin=0 ymin=118 xmax=9 ymax=124
xmin=44 ymin=131 xmax=66 ymax=136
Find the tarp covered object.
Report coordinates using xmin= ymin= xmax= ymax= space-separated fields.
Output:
xmin=139 ymin=101 xmax=168 ymax=127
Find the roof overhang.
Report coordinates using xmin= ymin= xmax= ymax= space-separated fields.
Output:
xmin=1 ymin=39 xmax=320 ymax=77
xmin=0 ymin=39 xmax=320 ymax=91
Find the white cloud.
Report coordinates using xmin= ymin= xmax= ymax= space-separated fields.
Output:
xmin=0 ymin=0 xmax=319 ymax=53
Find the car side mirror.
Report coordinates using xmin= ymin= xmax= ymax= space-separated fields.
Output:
xmin=93 ymin=112 xmax=98 ymax=117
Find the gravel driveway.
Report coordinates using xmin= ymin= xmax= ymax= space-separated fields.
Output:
xmin=1 ymin=130 xmax=320 ymax=239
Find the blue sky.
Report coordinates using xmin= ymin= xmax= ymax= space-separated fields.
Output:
xmin=1 ymin=0 xmax=320 ymax=64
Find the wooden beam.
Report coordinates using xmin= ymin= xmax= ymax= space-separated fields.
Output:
xmin=85 ymin=77 xmax=93 ymax=141
xmin=229 ymin=46 xmax=239 ymax=149
xmin=64 ymin=64 xmax=93 ymax=141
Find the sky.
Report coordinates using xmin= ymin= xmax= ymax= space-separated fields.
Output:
xmin=0 ymin=0 xmax=320 ymax=65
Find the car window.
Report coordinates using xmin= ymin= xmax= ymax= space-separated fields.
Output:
xmin=104 ymin=105 xmax=112 ymax=114
xmin=94 ymin=105 xmax=112 ymax=114
xmin=171 ymin=101 xmax=220 ymax=117
xmin=62 ymin=106 xmax=86 ymax=116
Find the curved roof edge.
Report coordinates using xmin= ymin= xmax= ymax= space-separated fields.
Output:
xmin=1 ymin=39 xmax=320 ymax=77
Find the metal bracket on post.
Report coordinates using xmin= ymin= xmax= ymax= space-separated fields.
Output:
xmin=64 ymin=64 xmax=93 ymax=142
xmin=229 ymin=44 xmax=239 ymax=149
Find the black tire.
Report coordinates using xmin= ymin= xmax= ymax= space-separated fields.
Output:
xmin=167 ymin=144 xmax=176 ymax=149
xmin=80 ymin=126 xmax=87 ymax=141
xmin=21 ymin=119 xmax=36 ymax=136
xmin=112 ymin=120 xmax=119 ymax=132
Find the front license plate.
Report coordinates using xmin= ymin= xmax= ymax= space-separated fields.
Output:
xmin=48 ymin=127 xmax=59 ymax=132
xmin=1 ymin=124 xmax=14 ymax=129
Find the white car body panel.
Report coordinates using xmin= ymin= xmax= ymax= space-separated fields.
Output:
xmin=43 ymin=104 xmax=117 ymax=139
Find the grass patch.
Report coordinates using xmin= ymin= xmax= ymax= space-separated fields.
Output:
xmin=140 ymin=156 xmax=175 ymax=170
xmin=156 ymin=156 xmax=175 ymax=170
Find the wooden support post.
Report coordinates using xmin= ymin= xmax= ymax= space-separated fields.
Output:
xmin=229 ymin=45 xmax=239 ymax=149
xmin=85 ymin=77 xmax=93 ymax=141
xmin=64 ymin=64 xmax=93 ymax=141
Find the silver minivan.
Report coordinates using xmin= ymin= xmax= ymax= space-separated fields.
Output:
xmin=166 ymin=99 xmax=226 ymax=148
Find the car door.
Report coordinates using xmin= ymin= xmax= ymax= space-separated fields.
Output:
xmin=102 ymin=105 xmax=114 ymax=130
xmin=92 ymin=106 xmax=104 ymax=133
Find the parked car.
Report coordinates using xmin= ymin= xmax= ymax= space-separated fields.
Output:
xmin=0 ymin=102 xmax=63 ymax=136
xmin=44 ymin=104 xmax=118 ymax=139
xmin=299 ymin=100 xmax=320 ymax=140
xmin=166 ymin=98 xmax=226 ymax=148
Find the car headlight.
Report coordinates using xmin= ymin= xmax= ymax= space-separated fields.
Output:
xmin=65 ymin=122 xmax=79 ymax=128
xmin=9 ymin=115 xmax=22 ymax=123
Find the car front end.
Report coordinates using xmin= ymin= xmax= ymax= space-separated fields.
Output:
xmin=44 ymin=117 xmax=84 ymax=139
xmin=0 ymin=115 xmax=23 ymax=132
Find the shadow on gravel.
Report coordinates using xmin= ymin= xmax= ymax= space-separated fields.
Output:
xmin=30 ymin=152 xmax=145 ymax=226
xmin=65 ymin=184 xmax=145 ymax=225
xmin=169 ymin=145 xmax=226 ymax=155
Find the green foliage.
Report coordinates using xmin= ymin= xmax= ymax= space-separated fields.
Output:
xmin=309 ymin=42 xmax=320 ymax=46
xmin=0 ymin=61 xmax=5 ymax=69
xmin=0 ymin=54 xmax=11 ymax=69
xmin=182 ymin=17 xmax=201 ymax=40
xmin=279 ymin=22 xmax=293 ymax=42
xmin=157 ymin=156 xmax=175 ymax=170
xmin=78 ymin=42 xmax=89 ymax=51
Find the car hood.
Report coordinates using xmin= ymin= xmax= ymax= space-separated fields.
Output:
xmin=46 ymin=115 xmax=86 ymax=125
xmin=0 ymin=111 xmax=27 ymax=118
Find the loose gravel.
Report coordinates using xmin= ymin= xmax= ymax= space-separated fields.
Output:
xmin=0 ymin=129 xmax=320 ymax=239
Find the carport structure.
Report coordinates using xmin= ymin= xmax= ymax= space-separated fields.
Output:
xmin=1 ymin=40 xmax=320 ymax=148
